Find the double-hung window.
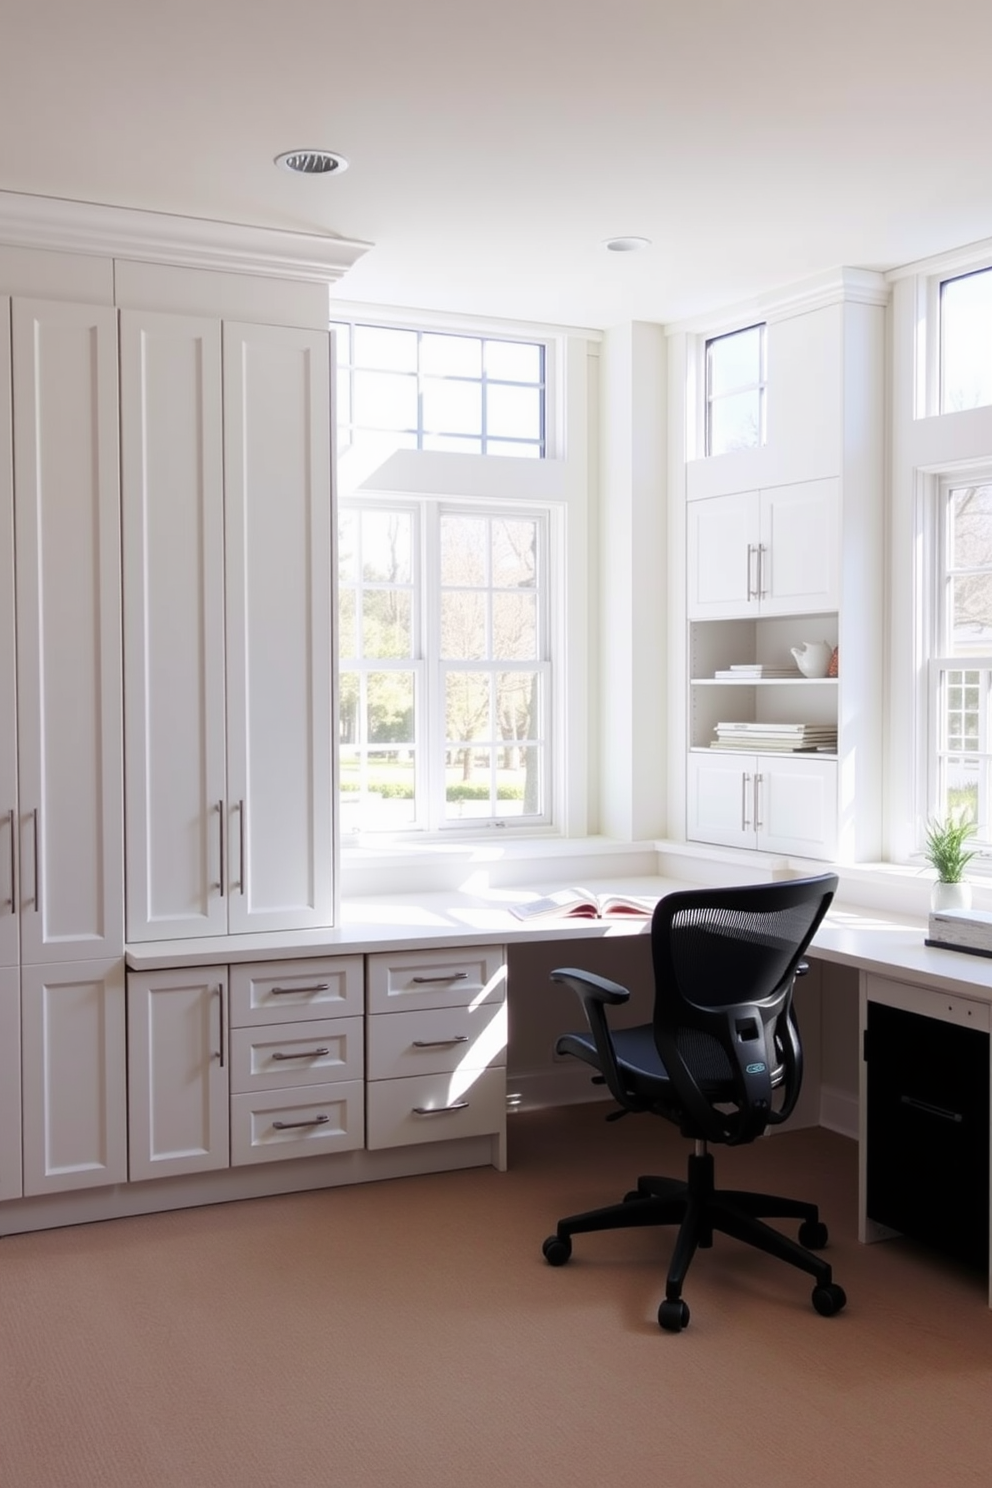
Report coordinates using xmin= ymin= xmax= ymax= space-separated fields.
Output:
xmin=927 ymin=476 xmax=992 ymax=842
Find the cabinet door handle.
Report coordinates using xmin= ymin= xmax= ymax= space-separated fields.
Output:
xmin=746 ymin=543 xmax=757 ymax=601
xmin=413 ymin=1035 xmax=469 ymax=1048
xmin=413 ymin=1101 xmax=470 ymax=1115
xmin=217 ymin=799 xmax=225 ymax=897
xmin=272 ymin=1114 xmax=330 ymax=1130
xmin=271 ymin=1047 xmax=330 ymax=1061
xmin=214 ymin=984 xmax=225 ymax=1067
xmin=900 ymin=1094 xmax=963 ymax=1124
xmin=32 ymin=807 xmax=39 ymax=913
xmin=412 ymin=972 xmax=468 ymax=984
xmin=5 ymin=808 xmax=14 ymax=914
xmin=270 ymin=983 xmax=330 ymax=996
xmin=238 ymin=798 xmax=246 ymax=896
xmin=754 ymin=772 xmax=763 ymax=830
xmin=757 ymin=543 xmax=768 ymax=599
xmin=741 ymin=772 xmax=751 ymax=831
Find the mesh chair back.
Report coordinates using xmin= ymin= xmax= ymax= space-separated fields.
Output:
xmin=650 ymin=874 xmax=838 ymax=1144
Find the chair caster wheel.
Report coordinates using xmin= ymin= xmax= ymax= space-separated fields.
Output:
xmin=623 ymin=1190 xmax=642 ymax=1203
xmin=658 ymin=1298 xmax=690 ymax=1332
xmin=812 ymin=1282 xmax=846 ymax=1317
xmin=799 ymin=1219 xmax=829 ymax=1249
xmin=542 ymin=1234 xmax=572 ymax=1266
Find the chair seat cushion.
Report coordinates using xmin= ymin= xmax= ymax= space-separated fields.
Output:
xmin=557 ymin=1022 xmax=784 ymax=1105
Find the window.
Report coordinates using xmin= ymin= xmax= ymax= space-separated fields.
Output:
xmin=705 ymin=323 xmax=766 ymax=456
xmin=332 ymin=323 xmax=546 ymax=462
xmin=940 ymin=268 xmax=992 ymax=413
xmin=927 ymin=476 xmax=992 ymax=842
xmin=338 ymin=499 xmax=552 ymax=836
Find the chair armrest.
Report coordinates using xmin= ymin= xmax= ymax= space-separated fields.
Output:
xmin=550 ymin=968 xmax=630 ymax=1005
xmin=551 ymin=968 xmax=639 ymax=1113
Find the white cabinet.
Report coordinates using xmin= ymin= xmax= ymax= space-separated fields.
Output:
xmin=366 ymin=946 xmax=508 ymax=1170
xmin=228 ymin=957 xmax=365 ymax=1165
xmin=21 ymin=959 xmax=127 ymax=1195
xmin=687 ymin=751 xmax=837 ymax=858
xmin=0 ymin=967 xmax=20 ymax=1201
xmin=11 ymin=299 xmax=123 ymax=962
xmin=122 ymin=312 xmax=334 ymax=942
xmin=687 ymin=479 xmax=839 ymax=620
xmin=127 ymin=967 xmax=230 ymax=1182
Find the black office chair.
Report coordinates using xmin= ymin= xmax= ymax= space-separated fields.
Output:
xmin=541 ymin=873 xmax=846 ymax=1331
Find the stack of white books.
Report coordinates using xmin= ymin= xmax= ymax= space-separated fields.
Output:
xmin=713 ymin=663 xmax=802 ymax=680
xmin=925 ymin=906 xmax=992 ymax=957
xmin=710 ymin=721 xmax=838 ymax=752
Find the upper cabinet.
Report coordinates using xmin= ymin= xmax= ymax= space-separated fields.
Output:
xmin=687 ymin=479 xmax=840 ymax=620
xmin=122 ymin=312 xmax=335 ymax=942
xmin=6 ymin=298 xmax=124 ymax=964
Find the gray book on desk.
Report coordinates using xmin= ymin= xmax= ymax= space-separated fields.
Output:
xmin=925 ymin=906 xmax=992 ymax=956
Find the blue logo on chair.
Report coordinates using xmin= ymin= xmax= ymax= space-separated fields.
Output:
xmin=746 ymin=1062 xmax=767 ymax=1075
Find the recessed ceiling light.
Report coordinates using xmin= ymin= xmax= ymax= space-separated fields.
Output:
xmin=274 ymin=149 xmax=349 ymax=176
xmin=605 ymin=236 xmax=651 ymax=252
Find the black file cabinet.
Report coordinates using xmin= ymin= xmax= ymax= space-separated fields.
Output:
xmin=865 ymin=999 xmax=990 ymax=1269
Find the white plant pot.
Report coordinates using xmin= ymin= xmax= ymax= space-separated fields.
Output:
xmin=931 ymin=880 xmax=972 ymax=912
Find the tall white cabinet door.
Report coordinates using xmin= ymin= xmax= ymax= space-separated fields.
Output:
xmin=686 ymin=752 xmax=756 ymax=849
xmin=686 ymin=491 xmax=756 ymax=618
xmin=0 ymin=966 xmax=21 ymax=1201
xmin=121 ymin=312 xmax=227 ymax=942
xmin=0 ymin=298 xmax=16 ymax=970
xmin=758 ymin=479 xmax=840 ymax=615
xmin=20 ymin=959 xmax=127 ymax=1195
xmin=12 ymin=300 xmax=124 ymax=963
xmin=223 ymin=323 xmax=334 ymax=933
xmin=128 ymin=967 xmax=230 ymax=1181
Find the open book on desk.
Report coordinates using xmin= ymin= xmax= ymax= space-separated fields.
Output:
xmin=510 ymin=887 xmax=657 ymax=921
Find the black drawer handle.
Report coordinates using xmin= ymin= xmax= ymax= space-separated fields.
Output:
xmin=900 ymin=1095 xmax=963 ymax=1124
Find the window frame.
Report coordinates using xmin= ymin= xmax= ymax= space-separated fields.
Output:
xmin=338 ymin=494 xmax=556 ymax=841
xmin=704 ymin=322 xmax=767 ymax=457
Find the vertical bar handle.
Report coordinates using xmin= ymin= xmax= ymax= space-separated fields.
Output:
xmin=32 ymin=807 xmax=40 ymax=913
xmin=6 ymin=808 xmax=14 ymax=914
xmin=741 ymin=772 xmax=752 ymax=831
xmin=217 ymin=799 xmax=225 ymax=897
xmin=754 ymin=773 xmax=763 ymax=830
xmin=214 ymin=984 xmax=225 ymax=1068
xmin=746 ymin=543 xmax=756 ymax=601
xmin=238 ymin=799 xmax=246 ymax=897
xmin=757 ymin=543 xmax=768 ymax=599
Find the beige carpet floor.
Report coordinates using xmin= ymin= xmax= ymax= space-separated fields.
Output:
xmin=2 ymin=1103 xmax=991 ymax=1488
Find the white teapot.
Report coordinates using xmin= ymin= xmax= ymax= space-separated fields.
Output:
xmin=790 ymin=641 xmax=833 ymax=678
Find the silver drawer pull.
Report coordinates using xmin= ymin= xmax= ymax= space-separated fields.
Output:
xmin=272 ymin=1114 xmax=330 ymax=1130
xmin=413 ymin=1101 xmax=470 ymax=1115
xmin=411 ymin=972 xmax=468 ymax=984
xmin=413 ymin=1036 xmax=469 ymax=1048
xmin=271 ymin=1047 xmax=330 ymax=1061
xmin=270 ymin=983 xmax=330 ymax=995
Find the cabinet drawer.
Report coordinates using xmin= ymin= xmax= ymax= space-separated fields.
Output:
xmin=229 ymin=1017 xmax=364 ymax=1094
xmin=366 ymin=1065 xmax=505 ymax=1151
xmin=230 ymin=957 xmax=364 ymax=1026
xmin=367 ymin=1003 xmax=506 ymax=1081
xmin=366 ymin=946 xmax=506 ymax=1015
xmin=230 ymin=1081 xmax=364 ymax=1166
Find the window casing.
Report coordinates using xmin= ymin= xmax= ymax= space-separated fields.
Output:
xmin=939 ymin=267 xmax=992 ymax=414
xmin=705 ymin=323 xmax=766 ymax=456
xmin=338 ymin=498 xmax=553 ymax=838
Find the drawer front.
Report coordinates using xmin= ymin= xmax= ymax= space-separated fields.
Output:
xmin=366 ymin=945 xmax=506 ymax=1015
xmin=866 ymin=974 xmax=991 ymax=1032
xmin=366 ymin=1065 xmax=506 ymax=1151
xmin=367 ymin=1002 xmax=507 ymax=1081
xmin=230 ymin=957 xmax=365 ymax=1027
xmin=230 ymin=1081 xmax=364 ymax=1166
xmin=229 ymin=1017 xmax=364 ymax=1094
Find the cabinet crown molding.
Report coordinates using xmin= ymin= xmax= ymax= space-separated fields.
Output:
xmin=0 ymin=190 xmax=372 ymax=285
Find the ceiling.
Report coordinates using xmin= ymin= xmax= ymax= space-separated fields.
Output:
xmin=4 ymin=0 xmax=992 ymax=331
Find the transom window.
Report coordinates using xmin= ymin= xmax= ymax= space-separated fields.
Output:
xmin=332 ymin=323 xmax=546 ymax=463
xmin=940 ymin=267 xmax=992 ymax=414
xmin=338 ymin=499 xmax=551 ymax=836
xmin=928 ymin=477 xmax=992 ymax=842
xmin=705 ymin=323 xmax=766 ymax=456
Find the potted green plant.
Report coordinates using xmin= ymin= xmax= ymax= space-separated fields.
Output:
xmin=924 ymin=813 xmax=978 ymax=910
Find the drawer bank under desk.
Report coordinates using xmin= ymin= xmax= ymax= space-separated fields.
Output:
xmin=0 ymin=945 xmax=508 ymax=1236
